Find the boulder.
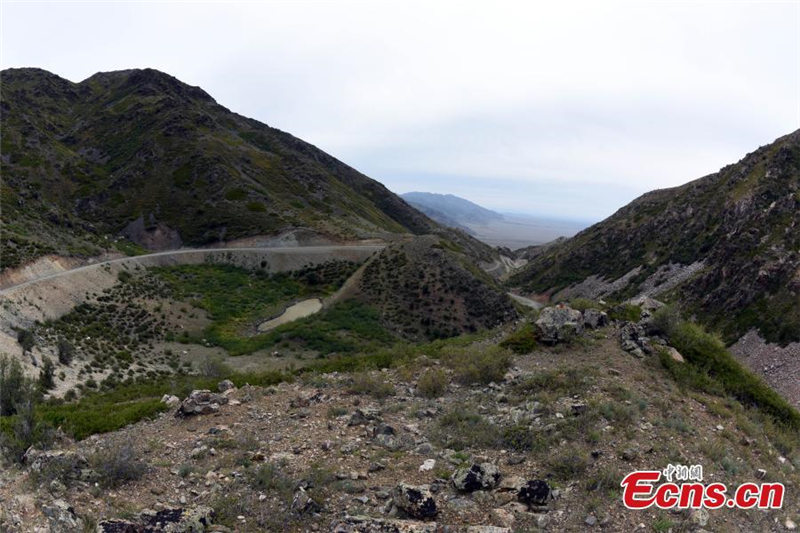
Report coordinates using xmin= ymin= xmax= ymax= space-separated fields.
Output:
xmin=619 ymin=322 xmax=652 ymax=357
xmin=393 ymin=483 xmax=438 ymax=519
xmin=451 ymin=463 xmax=502 ymax=492
xmin=161 ymin=394 xmax=181 ymax=408
xmin=23 ymin=448 xmax=86 ymax=478
xmin=291 ymin=487 xmax=320 ymax=515
xmin=628 ymin=296 xmax=665 ymax=314
xmin=177 ymin=390 xmax=228 ymax=417
xmin=583 ymin=309 xmax=608 ymax=329
xmin=42 ymin=499 xmax=84 ymax=533
xmin=217 ymin=380 xmax=235 ymax=393
xmin=535 ymin=306 xmax=583 ymax=344
xmin=517 ymin=479 xmax=552 ymax=508
xmin=665 ymin=346 xmax=685 ymax=363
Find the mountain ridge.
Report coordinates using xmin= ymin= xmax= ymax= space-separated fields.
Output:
xmin=509 ymin=129 xmax=800 ymax=346
xmin=1 ymin=67 xmax=497 ymax=269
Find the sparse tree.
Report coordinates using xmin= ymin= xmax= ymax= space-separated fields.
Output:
xmin=57 ymin=338 xmax=74 ymax=366
xmin=17 ymin=329 xmax=35 ymax=353
xmin=39 ymin=357 xmax=55 ymax=392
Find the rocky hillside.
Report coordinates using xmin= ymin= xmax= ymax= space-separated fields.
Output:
xmin=2 ymin=315 xmax=798 ymax=532
xmin=356 ymin=236 xmax=518 ymax=340
xmin=510 ymin=130 xmax=800 ymax=346
xmin=0 ymin=68 xmax=490 ymax=270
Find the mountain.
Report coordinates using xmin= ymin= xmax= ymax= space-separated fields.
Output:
xmin=0 ymin=68 xmax=496 ymax=270
xmin=510 ymin=130 xmax=800 ymax=346
xmin=401 ymin=192 xmax=504 ymax=229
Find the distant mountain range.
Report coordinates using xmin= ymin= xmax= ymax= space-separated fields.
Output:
xmin=401 ymin=192 xmax=504 ymax=231
xmin=401 ymin=192 xmax=587 ymax=249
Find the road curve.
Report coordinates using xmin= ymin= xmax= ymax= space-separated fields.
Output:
xmin=0 ymin=245 xmax=385 ymax=295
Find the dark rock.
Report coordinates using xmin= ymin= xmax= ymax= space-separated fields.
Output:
xmin=97 ymin=506 xmax=214 ymax=532
xmin=393 ymin=483 xmax=438 ymax=519
xmin=451 ymin=463 xmax=501 ymax=492
xmin=517 ymin=480 xmax=552 ymax=507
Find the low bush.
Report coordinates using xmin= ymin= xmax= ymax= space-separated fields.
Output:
xmin=57 ymin=338 xmax=75 ymax=366
xmin=548 ymin=451 xmax=589 ymax=479
xmin=499 ymin=324 xmax=538 ymax=354
xmin=569 ymin=298 xmax=601 ymax=312
xmin=441 ymin=345 xmax=512 ymax=385
xmin=608 ymin=304 xmax=642 ymax=323
xmin=416 ymin=368 xmax=449 ymax=398
xmin=39 ymin=358 xmax=55 ymax=392
xmin=348 ymin=372 xmax=395 ymax=399
xmin=90 ymin=442 xmax=147 ymax=488
xmin=429 ymin=408 xmax=500 ymax=450
xmin=16 ymin=329 xmax=35 ymax=352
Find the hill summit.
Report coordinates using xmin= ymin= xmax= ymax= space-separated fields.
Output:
xmin=0 ymin=68 xmax=453 ymax=269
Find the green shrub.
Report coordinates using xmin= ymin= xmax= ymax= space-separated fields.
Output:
xmin=429 ymin=409 xmax=500 ymax=450
xmin=501 ymin=423 xmax=543 ymax=452
xmin=39 ymin=358 xmax=55 ymax=392
xmin=348 ymin=372 xmax=395 ymax=399
xmin=548 ymin=451 xmax=589 ymax=479
xmin=569 ymin=298 xmax=600 ymax=312
xmin=17 ymin=329 xmax=35 ymax=352
xmin=416 ymin=368 xmax=449 ymax=398
xmin=666 ymin=321 xmax=800 ymax=428
xmin=499 ymin=324 xmax=538 ymax=354
xmin=90 ymin=442 xmax=147 ymax=488
xmin=248 ymin=462 xmax=294 ymax=501
xmin=608 ymin=304 xmax=642 ymax=323
xmin=0 ymin=355 xmax=36 ymax=416
xmin=441 ymin=345 xmax=512 ymax=385
xmin=57 ymin=338 xmax=75 ymax=366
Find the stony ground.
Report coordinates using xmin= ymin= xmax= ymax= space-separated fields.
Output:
xmin=1 ymin=327 xmax=799 ymax=532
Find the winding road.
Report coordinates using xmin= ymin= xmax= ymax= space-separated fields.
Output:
xmin=0 ymin=245 xmax=385 ymax=295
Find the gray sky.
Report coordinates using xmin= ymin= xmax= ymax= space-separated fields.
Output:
xmin=2 ymin=1 xmax=799 ymax=221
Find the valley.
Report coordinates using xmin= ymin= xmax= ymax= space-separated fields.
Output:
xmin=1 ymin=67 xmax=799 ymax=533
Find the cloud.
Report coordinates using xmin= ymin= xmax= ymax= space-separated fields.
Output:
xmin=2 ymin=0 xmax=798 ymax=221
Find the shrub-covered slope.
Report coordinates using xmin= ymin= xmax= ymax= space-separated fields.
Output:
xmin=510 ymin=130 xmax=800 ymax=344
xmin=358 ymin=236 xmax=518 ymax=340
xmin=0 ymin=68 xmax=451 ymax=269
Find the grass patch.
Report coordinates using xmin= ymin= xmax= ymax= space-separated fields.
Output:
xmin=440 ymin=345 xmax=512 ymax=385
xmin=499 ymin=323 xmax=538 ymax=354
xmin=661 ymin=320 xmax=800 ymax=429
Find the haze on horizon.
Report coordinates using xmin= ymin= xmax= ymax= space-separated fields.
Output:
xmin=2 ymin=0 xmax=798 ymax=222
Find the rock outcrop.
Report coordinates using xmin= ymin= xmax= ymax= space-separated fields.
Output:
xmin=176 ymin=390 xmax=229 ymax=417
xmin=534 ymin=305 xmax=583 ymax=344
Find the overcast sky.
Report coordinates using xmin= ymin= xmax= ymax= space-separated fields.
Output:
xmin=2 ymin=1 xmax=798 ymax=221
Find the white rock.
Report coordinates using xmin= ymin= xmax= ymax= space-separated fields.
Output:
xmin=420 ymin=459 xmax=436 ymax=472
